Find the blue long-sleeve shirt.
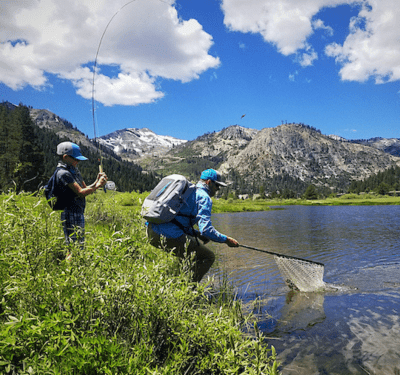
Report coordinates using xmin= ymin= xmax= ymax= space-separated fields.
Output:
xmin=149 ymin=181 xmax=227 ymax=243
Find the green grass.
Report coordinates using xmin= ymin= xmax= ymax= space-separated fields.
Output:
xmin=212 ymin=193 xmax=400 ymax=213
xmin=0 ymin=190 xmax=279 ymax=375
xmin=212 ymin=198 xmax=272 ymax=214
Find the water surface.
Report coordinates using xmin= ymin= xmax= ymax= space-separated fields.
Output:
xmin=209 ymin=205 xmax=400 ymax=375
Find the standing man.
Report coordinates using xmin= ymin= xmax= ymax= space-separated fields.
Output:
xmin=55 ymin=141 xmax=107 ymax=259
xmin=146 ymin=168 xmax=239 ymax=282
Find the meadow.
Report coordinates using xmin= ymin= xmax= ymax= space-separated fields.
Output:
xmin=212 ymin=193 xmax=400 ymax=213
xmin=0 ymin=190 xmax=279 ymax=375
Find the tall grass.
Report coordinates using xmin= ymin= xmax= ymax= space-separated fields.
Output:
xmin=0 ymin=190 xmax=279 ymax=374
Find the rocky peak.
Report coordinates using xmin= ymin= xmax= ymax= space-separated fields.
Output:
xmin=219 ymin=125 xmax=258 ymax=141
xmin=352 ymin=137 xmax=400 ymax=157
xmin=219 ymin=123 xmax=400 ymax=186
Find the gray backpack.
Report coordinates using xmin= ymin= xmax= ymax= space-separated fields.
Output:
xmin=141 ymin=174 xmax=196 ymax=224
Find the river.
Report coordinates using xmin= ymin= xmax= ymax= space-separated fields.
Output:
xmin=208 ymin=205 xmax=400 ymax=375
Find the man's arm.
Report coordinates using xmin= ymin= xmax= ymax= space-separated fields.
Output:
xmin=196 ymin=194 xmax=238 ymax=247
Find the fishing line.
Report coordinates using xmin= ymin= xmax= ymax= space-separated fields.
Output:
xmin=91 ymin=0 xmax=169 ymax=172
xmin=91 ymin=0 xmax=138 ymax=172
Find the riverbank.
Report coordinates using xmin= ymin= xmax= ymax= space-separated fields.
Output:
xmin=212 ymin=193 xmax=400 ymax=213
xmin=0 ymin=191 xmax=279 ymax=374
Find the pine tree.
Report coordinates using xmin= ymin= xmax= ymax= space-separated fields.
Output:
xmin=11 ymin=106 xmax=44 ymax=192
xmin=0 ymin=105 xmax=20 ymax=191
xmin=303 ymin=184 xmax=318 ymax=200
xmin=0 ymin=105 xmax=12 ymax=191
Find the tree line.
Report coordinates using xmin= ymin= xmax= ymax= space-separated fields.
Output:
xmin=348 ymin=166 xmax=400 ymax=195
xmin=0 ymin=103 xmax=159 ymax=193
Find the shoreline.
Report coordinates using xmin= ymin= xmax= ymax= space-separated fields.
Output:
xmin=212 ymin=194 xmax=400 ymax=213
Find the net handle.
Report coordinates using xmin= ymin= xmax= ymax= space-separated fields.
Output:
xmin=239 ymin=244 xmax=324 ymax=267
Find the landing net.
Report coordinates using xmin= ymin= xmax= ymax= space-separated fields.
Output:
xmin=274 ymin=255 xmax=325 ymax=292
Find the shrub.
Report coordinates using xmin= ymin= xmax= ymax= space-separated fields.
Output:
xmin=0 ymin=191 xmax=279 ymax=374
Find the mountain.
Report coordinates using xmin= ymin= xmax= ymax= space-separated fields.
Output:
xmin=135 ymin=123 xmax=400 ymax=195
xmin=97 ymin=128 xmax=187 ymax=160
xmin=218 ymin=124 xmax=400 ymax=191
xmin=351 ymin=137 xmax=400 ymax=157
xmin=168 ymin=125 xmax=258 ymax=159
xmin=136 ymin=125 xmax=259 ymax=178
xmin=5 ymin=100 xmax=400 ymax=196
xmin=30 ymin=108 xmax=97 ymax=153
xmin=0 ymin=102 xmax=159 ymax=193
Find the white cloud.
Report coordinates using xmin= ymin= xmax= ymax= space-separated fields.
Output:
xmin=221 ymin=0 xmax=352 ymax=55
xmin=299 ymin=47 xmax=318 ymax=67
xmin=221 ymin=0 xmax=400 ymax=83
xmin=325 ymin=0 xmax=400 ymax=83
xmin=312 ymin=19 xmax=334 ymax=36
xmin=0 ymin=0 xmax=220 ymax=105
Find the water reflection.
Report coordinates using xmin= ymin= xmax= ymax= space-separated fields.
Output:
xmin=267 ymin=291 xmax=326 ymax=334
xmin=208 ymin=205 xmax=400 ymax=374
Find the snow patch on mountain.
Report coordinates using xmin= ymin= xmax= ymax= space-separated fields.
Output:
xmin=98 ymin=128 xmax=187 ymax=158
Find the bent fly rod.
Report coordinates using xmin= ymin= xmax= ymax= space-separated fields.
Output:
xmin=91 ymin=1 xmax=139 ymax=174
xmin=91 ymin=0 xmax=169 ymax=175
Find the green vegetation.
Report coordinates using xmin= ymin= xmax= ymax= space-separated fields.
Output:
xmin=213 ymin=192 xmax=400 ymax=211
xmin=0 ymin=102 xmax=159 ymax=194
xmin=348 ymin=166 xmax=400 ymax=194
xmin=0 ymin=190 xmax=279 ymax=374
xmin=302 ymin=185 xmax=318 ymax=200
xmin=0 ymin=104 xmax=44 ymax=193
xmin=212 ymin=198 xmax=272 ymax=214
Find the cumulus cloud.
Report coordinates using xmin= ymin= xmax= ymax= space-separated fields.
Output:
xmin=221 ymin=0 xmax=400 ymax=83
xmin=222 ymin=0 xmax=320 ymax=55
xmin=220 ymin=0 xmax=353 ymax=58
xmin=325 ymin=0 xmax=400 ymax=83
xmin=0 ymin=0 xmax=220 ymax=106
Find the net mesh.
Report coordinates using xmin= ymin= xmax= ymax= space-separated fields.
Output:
xmin=274 ymin=255 xmax=325 ymax=292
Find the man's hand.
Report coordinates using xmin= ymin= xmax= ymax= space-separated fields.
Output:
xmin=226 ymin=236 xmax=239 ymax=247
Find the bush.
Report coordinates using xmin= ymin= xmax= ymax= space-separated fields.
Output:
xmin=0 ymin=191 xmax=279 ymax=374
xmin=303 ymin=185 xmax=318 ymax=200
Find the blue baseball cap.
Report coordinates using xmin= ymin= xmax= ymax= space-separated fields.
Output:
xmin=200 ymin=169 xmax=227 ymax=187
xmin=57 ymin=141 xmax=88 ymax=161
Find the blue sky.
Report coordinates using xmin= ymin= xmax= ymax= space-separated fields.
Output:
xmin=1 ymin=0 xmax=399 ymax=141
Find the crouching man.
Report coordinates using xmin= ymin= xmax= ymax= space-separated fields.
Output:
xmin=146 ymin=169 xmax=239 ymax=282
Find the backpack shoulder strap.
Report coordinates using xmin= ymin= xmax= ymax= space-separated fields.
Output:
xmin=173 ymin=186 xmax=199 ymax=237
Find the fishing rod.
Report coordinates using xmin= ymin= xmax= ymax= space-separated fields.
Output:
xmin=91 ymin=1 xmax=140 ymax=174
xmin=91 ymin=0 xmax=169 ymax=175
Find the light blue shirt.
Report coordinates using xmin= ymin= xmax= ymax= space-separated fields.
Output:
xmin=149 ymin=181 xmax=227 ymax=243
